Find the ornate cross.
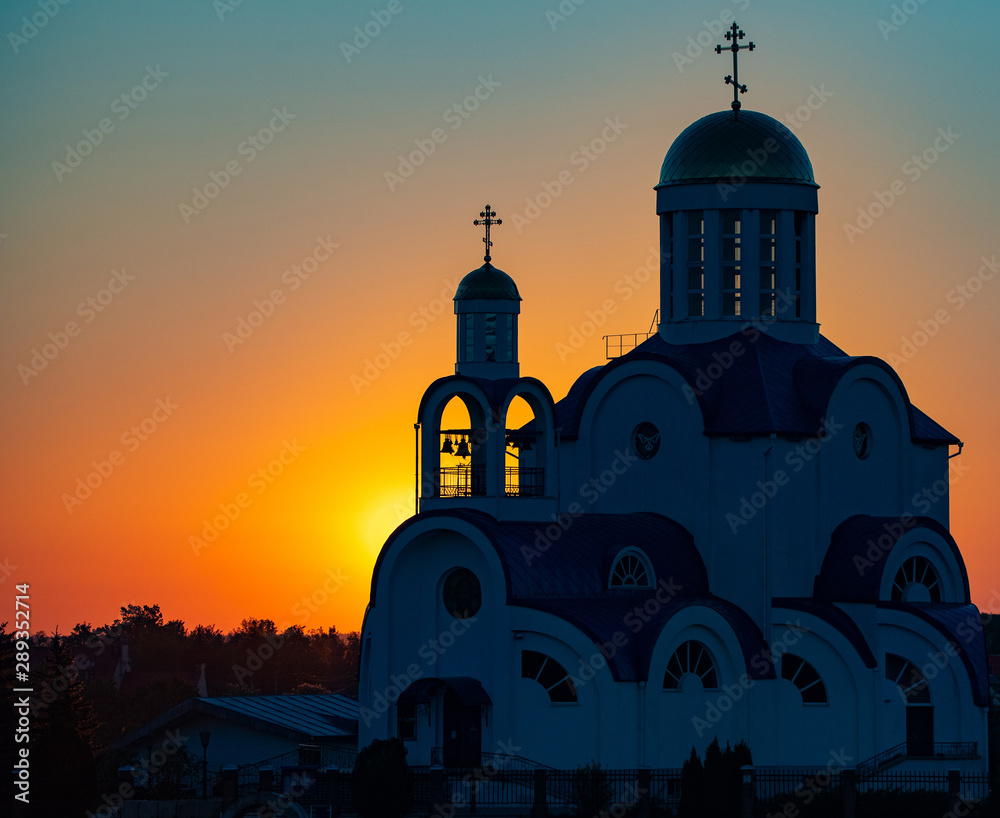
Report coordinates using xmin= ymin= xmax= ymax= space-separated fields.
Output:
xmin=715 ymin=22 xmax=755 ymax=116
xmin=474 ymin=204 xmax=501 ymax=263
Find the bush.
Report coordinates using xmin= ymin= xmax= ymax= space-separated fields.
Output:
xmin=571 ymin=761 xmax=614 ymax=817
xmin=351 ymin=737 xmax=414 ymax=818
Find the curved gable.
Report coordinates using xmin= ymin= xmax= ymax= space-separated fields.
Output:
xmin=814 ymin=515 xmax=970 ymax=603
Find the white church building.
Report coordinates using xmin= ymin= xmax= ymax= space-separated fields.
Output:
xmin=358 ymin=50 xmax=990 ymax=774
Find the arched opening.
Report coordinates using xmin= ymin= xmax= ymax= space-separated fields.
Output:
xmin=437 ymin=395 xmax=487 ymax=497
xmin=504 ymin=395 xmax=543 ymax=497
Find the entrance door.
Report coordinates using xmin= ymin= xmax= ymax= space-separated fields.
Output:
xmin=906 ymin=706 xmax=934 ymax=757
xmin=442 ymin=688 xmax=482 ymax=767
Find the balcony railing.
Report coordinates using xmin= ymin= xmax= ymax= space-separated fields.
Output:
xmin=439 ymin=465 xmax=486 ymax=497
xmin=506 ymin=467 xmax=544 ymax=497
xmin=437 ymin=466 xmax=544 ymax=498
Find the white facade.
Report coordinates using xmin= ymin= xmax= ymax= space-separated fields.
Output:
xmin=358 ymin=108 xmax=990 ymax=775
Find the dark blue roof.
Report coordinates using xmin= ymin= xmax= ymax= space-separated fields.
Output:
xmin=552 ymin=332 xmax=957 ymax=445
xmin=877 ymin=602 xmax=990 ymax=707
xmin=371 ymin=509 xmax=708 ymax=606
xmin=658 ymin=110 xmax=816 ymax=187
xmin=370 ymin=509 xmax=780 ymax=683
xmin=814 ymin=515 xmax=970 ymax=603
xmin=454 ymin=263 xmax=521 ymax=300
xmin=773 ymin=598 xmax=877 ymax=668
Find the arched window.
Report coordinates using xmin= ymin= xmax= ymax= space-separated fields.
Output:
xmin=781 ymin=654 xmax=828 ymax=704
xmin=886 ymin=654 xmax=931 ymax=704
xmin=609 ymin=549 xmax=654 ymax=589
xmin=521 ymin=650 xmax=577 ymax=703
xmin=664 ymin=641 xmax=718 ymax=690
xmin=891 ymin=556 xmax=942 ymax=602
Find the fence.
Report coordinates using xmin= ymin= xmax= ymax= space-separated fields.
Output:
xmin=209 ymin=763 xmax=989 ymax=816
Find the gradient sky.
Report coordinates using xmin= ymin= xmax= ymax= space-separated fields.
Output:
xmin=2 ymin=1 xmax=998 ymax=637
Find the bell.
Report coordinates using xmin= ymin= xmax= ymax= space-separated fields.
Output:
xmin=456 ymin=437 xmax=471 ymax=458
xmin=520 ymin=437 xmax=533 ymax=452
xmin=441 ymin=436 xmax=454 ymax=454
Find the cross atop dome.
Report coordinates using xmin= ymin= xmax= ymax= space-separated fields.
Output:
xmin=715 ymin=21 xmax=755 ymax=117
xmin=473 ymin=204 xmax=501 ymax=263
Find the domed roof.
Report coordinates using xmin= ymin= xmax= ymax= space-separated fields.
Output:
xmin=658 ymin=110 xmax=816 ymax=187
xmin=454 ymin=263 xmax=521 ymax=301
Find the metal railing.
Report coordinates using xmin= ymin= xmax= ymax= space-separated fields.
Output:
xmin=438 ymin=466 xmax=544 ymax=498
xmin=505 ymin=466 xmax=544 ymax=497
xmin=438 ymin=465 xmax=486 ymax=497
xmin=604 ymin=309 xmax=660 ymax=359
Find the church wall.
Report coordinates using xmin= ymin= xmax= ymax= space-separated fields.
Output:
xmin=819 ymin=371 xmax=908 ymax=536
xmin=875 ymin=617 xmax=983 ymax=752
xmin=647 ymin=609 xmax=751 ymax=766
xmin=505 ymin=611 xmax=612 ymax=767
xmin=756 ymin=621 xmax=864 ymax=767
xmin=575 ymin=365 xmax=708 ymax=532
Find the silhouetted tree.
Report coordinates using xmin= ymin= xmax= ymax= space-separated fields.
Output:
xmin=33 ymin=633 xmax=99 ymax=815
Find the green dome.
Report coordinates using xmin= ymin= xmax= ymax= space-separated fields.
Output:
xmin=658 ymin=110 xmax=816 ymax=187
xmin=454 ymin=264 xmax=521 ymax=301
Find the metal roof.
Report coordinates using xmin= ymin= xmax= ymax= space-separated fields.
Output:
xmin=454 ymin=263 xmax=521 ymax=301
xmin=658 ymin=109 xmax=816 ymax=187
xmin=114 ymin=694 xmax=359 ymax=749
xmin=553 ymin=332 xmax=959 ymax=445
xmin=814 ymin=515 xmax=971 ymax=604
xmin=878 ymin=601 xmax=990 ymax=707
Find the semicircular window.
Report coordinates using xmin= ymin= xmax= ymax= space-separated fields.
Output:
xmin=663 ymin=640 xmax=718 ymax=690
xmin=521 ymin=650 xmax=577 ymax=703
xmin=610 ymin=550 xmax=654 ymax=588
xmin=781 ymin=654 xmax=828 ymax=704
xmin=886 ymin=653 xmax=931 ymax=704
xmin=891 ymin=556 xmax=942 ymax=603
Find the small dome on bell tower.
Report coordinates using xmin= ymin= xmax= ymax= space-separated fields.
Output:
xmin=454 ymin=205 xmax=521 ymax=379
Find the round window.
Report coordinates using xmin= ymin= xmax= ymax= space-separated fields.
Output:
xmin=852 ymin=423 xmax=873 ymax=459
xmin=632 ymin=422 xmax=661 ymax=460
xmin=442 ymin=568 xmax=481 ymax=619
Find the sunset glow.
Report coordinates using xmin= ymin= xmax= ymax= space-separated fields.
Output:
xmin=2 ymin=1 xmax=998 ymax=637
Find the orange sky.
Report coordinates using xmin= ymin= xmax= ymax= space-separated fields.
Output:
xmin=1 ymin=2 xmax=997 ymax=636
